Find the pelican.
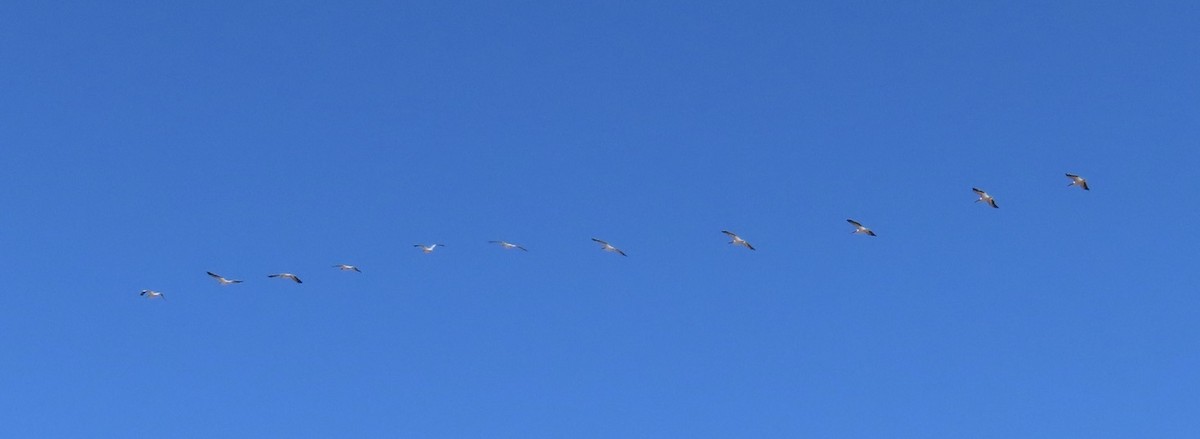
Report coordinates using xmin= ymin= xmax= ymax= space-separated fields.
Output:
xmin=972 ymin=187 xmax=999 ymax=208
xmin=720 ymin=230 xmax=756 ymax=250
xmin=206 ymin=271 xmax=243 ymax=285
xmin=846 ymin=219 xmax=876 ymax=236
xmin=591 ymin=238 xmax=627 ymax=256
xmin=268 ymin=273 xmax=303 ymax=283
xmin=414 ymin=244 xmax=444 ymax=254
xmin=333 ymin=264 xmax=361 ymax=272
xmin=140 ymin=290 xmax=165 ymax=300
xmin=1065 ymin=173 xmax=1090 ymax=190
xmin=489 ymin=241 xmax=528 ymax=251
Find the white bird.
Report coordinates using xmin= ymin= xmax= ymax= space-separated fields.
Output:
xmin=268 ymin=273 xmax=303 ymax=284
xmin=140 ymin=289 xmax=165 ymax=300
xmin=720 ymin=230 xmax=756 ymax=250
xmin=207 ymin=271 xmax=243 ymax=285
xmin=1065 ymin=173 xmax=1090 ymax=191
xmin=972 ymin=187 xmax=999 ymax=208
xmin=333 ymin=264 xmax=362 ymax=273
xmin=489 ymin=241 xmax=528 ymax=251
xmin=847 ymin=219 xmax=877 ymax=236
xmin=591 ymin=238 xmax=627 ymax=256
xmin=414 ymin=244 xmax=444 ymax=254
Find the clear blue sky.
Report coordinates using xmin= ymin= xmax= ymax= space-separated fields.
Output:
xmin=2 ymin=1 xmax=1198 ymax=437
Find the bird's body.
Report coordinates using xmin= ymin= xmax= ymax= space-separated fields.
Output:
xmin=268 ymin=273 xmax=303 ymax=283
xmin=720 ymin=230 xmax=756 ymax=250
xmin=414 ymin=244 xmax=444 ymax=254
xmin=1065 ymin=173 xmax=1090 ymax=190
xmin=846 ymin=219 xmax=876 ymax=236
xmin=591 ymin=238 xmax=627 ymax=256
xmin=206 ymin=271 xmax=243 ymax=285
xmin=333 ymin=264 xmax=361 ymax=273
xmin=140 ymin=289 xmax=165 ymax=300
xmin=973 ymin=187 xmax=999 ymax=208
xmin=489 ymin=241 xmax=528 ymax=251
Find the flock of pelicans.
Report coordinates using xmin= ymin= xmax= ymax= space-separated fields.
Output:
xmin=137 ymin=173 xmax=1092 ymax=300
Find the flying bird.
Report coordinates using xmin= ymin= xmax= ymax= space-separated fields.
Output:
xmin=591 ymin=238 xmax=627 ymax=256
xmin=206 ymin=271 xmax=243 ymax=285
xmin=268 ymin=273 xmax=303 ymax=283
xmin=489 ymin=241 xmax=528 ymax=251
xmin=414 ymin=244 xmax=444 ymax=254
xmin=720 ymin=230 xmax=756 ymax=250
xmin=140 ymin=290 xmax=165 ymax=300
xmin=1065 ymin=173 xmax=1090 ymax=191
xmin=846 ymin=219 xmax=877 ymax=236
xmin=972 ymin=187 xmax=999 ymax=208
xmin=333 ymin=264 xmax=361 ymax=273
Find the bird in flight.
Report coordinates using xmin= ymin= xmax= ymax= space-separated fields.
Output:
xmin=206 ymin=271 xmax=243 ymax=285
xmin=1065 ymin=173 xmax=1090 ymax=191
xmin=140 ymin=290 xmax=165 ymax=300
xmin=489 ymin=241 xmax=528 ymax=251
xmin=720 ymin=230 xmax=756 ymax=250
xmin=846 ymin=219 xmax=877 ymax=236
xmin=972 ymin=187 xmax=999 ymax=208
xmin=333 ymin=264 xmax=361 ymax=272
xmin=591 ymin=238 xmax=627 ymax=256
xmin=268 ymin=273 xmax=303 ymax=283
xmin=414 ymin=244 xmax=444 ymax=254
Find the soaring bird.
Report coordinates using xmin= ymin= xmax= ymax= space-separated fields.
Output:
xmin=846 ymin=219 xmax=877 ymax=236
xmin=268 ymin=273 xmax=303 ymax=283
xmin=972 ymin=187 xmax=999 ymax=208
xmin=720 ymin=230 xmax=756 ymax=250
xmin=489 ymin=241 xmax=528 ymax=251
xmin=140 ymin=290 xmax=165 ymax=300
xmin=1065 ymin=173 xmax=1090 ymax=191
xmin=414 ymin=244 xmax=444 ymax=254
xmin=333 ymin=264 xmax=361 ymax=273
xmin=591 ymin=238 xmax=627 ymax=256
xmin=206 ymin=271 xmax=243 ymax=285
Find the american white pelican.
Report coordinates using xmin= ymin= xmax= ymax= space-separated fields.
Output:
xmin=268 ymin=273 xmax=303 ymax=283
xmin=140 ymin=290 xmax=165 ymax=300
xmin=489 ymin=241 xmax=528 ymax=251
xmin=414 ymin=244 xmax=444 ymax=254
xmin=207 ymin=271 xmax=243 ymax=285
xmin=591 ymin=238 xmax=627 ymax=256
xmin=720 ymin=230 xmax=756 ymax=250
xmin=333 ymin=264 xmax=362 ymax=272
xmin=972 ymin=187 xmax=999 ymax=208
xmin=1065 ymin=173 xmax=1090 ymax=191
xmin=846 ymin=219 xmax=877 ymax=236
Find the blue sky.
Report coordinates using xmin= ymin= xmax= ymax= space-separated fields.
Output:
xmin=2 ymin=1 xmax=1198 ymax=437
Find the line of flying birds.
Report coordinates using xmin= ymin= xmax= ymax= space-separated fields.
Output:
xmin=138 ymin=173 xmax=1091 ymax=300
